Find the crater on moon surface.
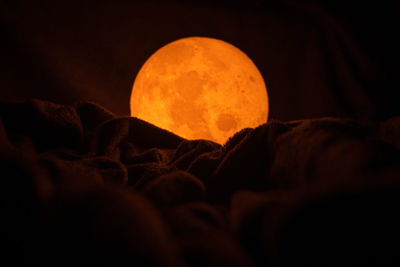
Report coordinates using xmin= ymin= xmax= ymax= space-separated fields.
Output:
xmin=217 ymin=113 xmax=237 ymax=132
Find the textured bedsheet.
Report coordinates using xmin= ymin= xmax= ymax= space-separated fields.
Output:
xmin=1 ymin=99 xmax=400 ymax=266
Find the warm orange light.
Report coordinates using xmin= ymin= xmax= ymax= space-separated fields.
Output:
xmin=130 ymin=37 xmax=269 ymax=144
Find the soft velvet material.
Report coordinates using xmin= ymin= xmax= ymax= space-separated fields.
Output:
xmin=1 ymin=99 xmax=400 ymax=266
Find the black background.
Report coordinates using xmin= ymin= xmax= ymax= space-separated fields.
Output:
xmin=0 ymin=0 xmax=398 ymax=121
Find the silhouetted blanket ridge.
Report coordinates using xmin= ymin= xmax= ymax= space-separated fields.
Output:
xmin=1 ymin=99 xmax=400 ymax=266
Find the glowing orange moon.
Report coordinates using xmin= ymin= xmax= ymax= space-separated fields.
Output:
xmin=130 ymin=37 xmax=269 ymax=144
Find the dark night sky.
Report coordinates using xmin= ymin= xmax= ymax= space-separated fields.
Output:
xmin=0 ymin=0 xmax=398 ymax=121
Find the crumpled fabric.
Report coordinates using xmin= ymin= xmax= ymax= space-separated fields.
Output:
xmin=1 ymin=99 xmax=400 ymax=266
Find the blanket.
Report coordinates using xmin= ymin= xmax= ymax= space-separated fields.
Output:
xmin=1 ymin=99 xmax=400 ymax=266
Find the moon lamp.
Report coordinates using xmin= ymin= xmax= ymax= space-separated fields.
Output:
xmin=130 ymin=37 xmax=269 ymax=145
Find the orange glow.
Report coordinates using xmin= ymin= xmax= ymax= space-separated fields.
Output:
xmin=130 ymin=37 xmax=269 ymax=144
